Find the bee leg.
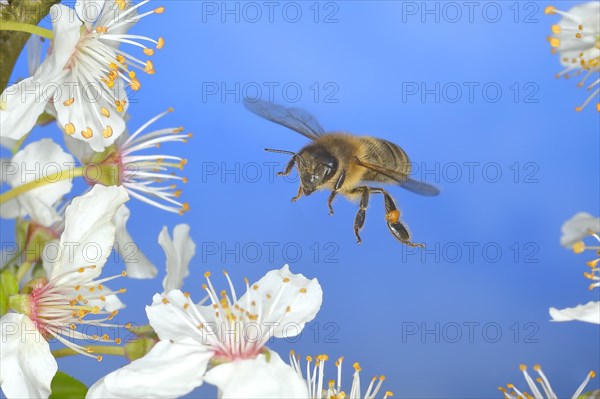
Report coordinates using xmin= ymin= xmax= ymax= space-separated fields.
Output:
xmin=328 ymin=170 xmax=346 ymax=215
xmin=372 ymin=189 xmax=425 ymax=248
xmin=352 ymin=186 xmax=370 ymax=244
xmin=291 ymin=185 xmax=303 ymax=202
xmin=327 ymin=192 xmax=337 ymax=215
xmin=277 ymin=157 xmax=296 ymax=177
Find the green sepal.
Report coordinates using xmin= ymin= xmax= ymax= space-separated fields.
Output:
xmin=578 ymin=390 xmax=600 ymax=399
xmin=49 ymin=371 xmax=88 ymax=399
xmin=0 ymin=269 xmax=18 ymax=316
xmin=124 ymin=336 xmax=158 ymax=361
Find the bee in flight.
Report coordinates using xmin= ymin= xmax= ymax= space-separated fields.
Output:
xmin=244 ymin=98 xmax=439 ymax=247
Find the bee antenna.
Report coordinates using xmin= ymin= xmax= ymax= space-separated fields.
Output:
xmin=264 ymin=148 xmax=306 ymax=166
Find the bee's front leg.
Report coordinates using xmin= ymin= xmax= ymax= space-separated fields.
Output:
xmin=291 ymin=185 xmax=303 ymax=202
xmin=327 ymin=170 xmax=346 ymax=215
xmin=277 ymin=157 xmax=296 ymax=176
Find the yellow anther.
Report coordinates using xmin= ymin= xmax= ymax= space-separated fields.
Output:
xmin=143 ymin=48 xmax=155 ymax=56
xmin=63 ymin=97 xmax=75 ymax=106
xmin=573 ymin=241 xmax=586 ymax=253
xmin=130 ymin=79 xmax=141 ymax=91
xmin=65 ymin=123 xmax=75 ymax=135
xmin=92 ymin=306 xmax=100 ymax=314
xmin=103 ymin=126 xmax=113 ymax=138
xmin=544 ymin=5 xmax=556 ymax=14
xmin=283 ymin=277 xmax=290 ymax=283
xmin=548 ymin=37 xmax=561 ymax=48
xmin=97 ymin=355 xmax=103 ymax=362
xmin=299 ymin=288 xmax=307 ymax=293
xmin=115 ymin=338 xmax=122 ymax=344
xmin=182 ymin=177 xmax=189 ymax=183
xmin=70 ymin=324 xmax=76 ymax=330
xmin=204 ymin=271 xmax=211 ymax=278
xmin=82 ymin=127 xmax=93 ymax=139
xmin=119 ymin=288 xmax=126 ymax=293
xmin=162 ymin=298 xmax=169 ymax=304
xmin=590 ymin=371 xmax=596 ymax=378
xmin=128 ymin=70 xmax=136 ymax=79
xmin=96 ymin=26 xmax=108 ymax=33
xmin=353 ymin=362 xmax=361 ymax=372
xmin=380 ymin=375 xmax=386 ymax=381
xmin=306 ymin=356 xmax=313 ymax=362
xmin=157 ymin=37 xmax=165 ymax=49
xmin=100 ymin=107 xmax=110 ymax=118
xmin=100 ymin=296 xmax=106 ymax=301
xmin=145 ymin=60 xmax=155 ymax=74
xmin=550 ymin=25 xmax=560 ymax=34
xmin=519 ymin=364 xmax=527 ymax=371
xmin=533 ymin=364 xmax=541 ymax=371
xmin=115 ymin=0 xmax=126 ymax=10
xmin=183 ymin=303 xmax=189 ymax=309
xmin=116 ymin=54 xmax=126 ymax=64
xmin=121 ymin=271 xmax=127 ymax=277
xmin=154 ymin=6 xmax=165 ymax=14
xmin=179 ymin=202 xmax=190 ymax=214
xmin=78 ymin=267 xmax=85 ymax=273
xmin=125 ymin=323 xmax=132 ymax=329
xmin=109 ymin=63 xmax=119 ymax=71
xmin=575 ymin=33 xmax=582 ymax=39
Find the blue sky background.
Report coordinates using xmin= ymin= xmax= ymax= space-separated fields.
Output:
xmin=1 ymin=1 xmax=600 ymax=398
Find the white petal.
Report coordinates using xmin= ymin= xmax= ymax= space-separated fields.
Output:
xmin=159 ymin=224 xmax=196 ymax=292
xmin=0 ymin=76 xmax=57 ymax=142
xmin=75 ymin=0 xmax=106 ymax=28
xmin=0 ymin=313 xmax=57 ymax=399
xmin=64 ymin=133 xmax=96 ymax=164
xmin=146 ymin=290 xmax=206 ymax=342
xmin=47 ymin=185 xmax=129 ymax=284
xmin=53 ymin=74 xmax=126 ymax=152
xmin=114 ymin=205 xmax=157 ymax=279
xmin=86 ymin=337 xmax=211 ymax=399
xmin=560 ymin=212 xmax=600 ymax=247
xmin=49 ymin=5 xmax=83 ymax=69
xmin=0 ymin=4 xmax=79 ymax=142
xmin=203 ymin=352 xmax=308 ymax=399
xmin=1 ymin=139 xmax=75 ymax=227
xmin=236 ymin=264 xmax=323 ymax=338
xmin=549 ymin=301 xmax=600 ymax=324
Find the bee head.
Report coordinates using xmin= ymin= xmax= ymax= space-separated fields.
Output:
xmin=297 ymin=146 xmax=338 ymax=196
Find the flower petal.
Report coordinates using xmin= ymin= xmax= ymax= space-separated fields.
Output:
xmin=146 ymin=290 xmax=207 ymax=342
xmin=203 ymin=351 xmax=308 ymax=399
xmin=236 ymin=264 xmax=323 ymax=338
xmin=0 ymin=139 xmax=75 ymax=227
xmin=46 ymin=185 xmax=129 ymax=285
xmin=0 ymin=4 xmax=79 ymax=144
xmin=114 ymin=205 xmax=157 ymax=279
xmin=159 ymin=224 xmax=196 ymax=292
xmin=86 ymin=337 xmax=211 ymax=399
xmin=0 ymin=313 xmax=57 ymax=399
xmin=75 ymin=0 xmax=106 ymax=29
xmin=549 ymin=301 xmax=600 ymax=324
xmin=560 ymin=212 xmax=600 ymax=248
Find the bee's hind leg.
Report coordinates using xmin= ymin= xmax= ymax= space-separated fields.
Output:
xmin=371 ymin=188 xmax=424 ymax=248
xmin=351 ymin=186 xmax=370 ymax=244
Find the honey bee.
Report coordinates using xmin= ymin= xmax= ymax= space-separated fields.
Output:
xmin=244 ymin=99 xmax=439 ymax=247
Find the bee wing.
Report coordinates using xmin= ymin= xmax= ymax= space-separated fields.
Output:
xmin=243 ymin=98 xmax=325 ymax=140
xmin=353 ymin=158 xmax=440 ymax=196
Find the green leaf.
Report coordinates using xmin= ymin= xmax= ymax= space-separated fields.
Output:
xmin=0 ymin=269 xmax=18 ymax=316
xmin=49 ymin=372 xmax=88 ymax=399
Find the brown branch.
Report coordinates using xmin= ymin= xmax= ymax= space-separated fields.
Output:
xmin=0 ymin=0 xmax=59 ymax=92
